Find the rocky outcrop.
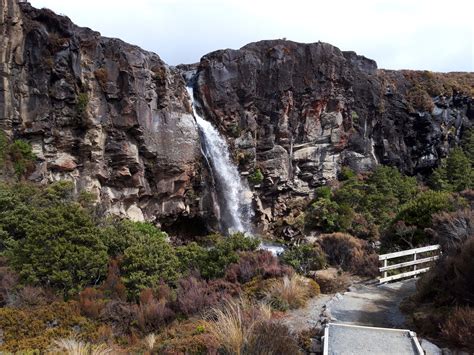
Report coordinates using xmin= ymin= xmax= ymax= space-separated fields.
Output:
xmin=0 ymin=0 xmax=211 ymax=230
xmin=193 ymin=40 xmax=473 ymax=233
xmin=1 ymin=2 xmax=472 ymax=236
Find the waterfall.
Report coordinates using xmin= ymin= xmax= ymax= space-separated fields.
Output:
xmin=187 ymin=87 xmax=253 ymax=234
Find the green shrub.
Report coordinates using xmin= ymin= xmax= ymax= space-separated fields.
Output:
xmin=197 ymin=233 xmax=260 ymax=279
xmin=431 ymin=147 xmax=473 ymax=192
xmin=101 ymin=220 xmax=160 ymax=258
xmin=394 ymin=191 xmax=457 ymax=228
xmin=6 ymin=139 xmax=36 ymax=178
xmin=384 ymin=190 xmax=462 ymax=250
xmin=248 ymin=168 xmax=264 ymax=184
xmin=120 ymin=226 xmax=179 ymax=299
xmin=4 ymin=201 xmax=108 ymax=297
xmin=76 ymin=92 xmax=89 ymax=117
xmin=460 ymin=128 xmax=474 ymax=165
xmin=306 ymin=166 xmax=420 ymax=239
xmin=315 ymin=186 xmax=332 ymax=199
xmin=176 ymin=242 xmax=208 ymax=275
xmin=0 ymin=131 xmax=7 ymax=167
xmin=338 ymin=166 xmax=356 ymax=181
xmin=305 ymin=198 xmax=353 ymax=233
xmin=280 ymin=243 xmax=326 ymax=275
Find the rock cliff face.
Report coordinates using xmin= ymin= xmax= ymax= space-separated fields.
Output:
xmin=1 ymin=1 xmax=472 ymax=236
xmin=0 ymin=0 xmax=214 ymax=233
xmin=193 ymin=41 xmax=473 ymax=232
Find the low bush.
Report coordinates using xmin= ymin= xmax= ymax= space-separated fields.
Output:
xmin=120 ymin=225 xmax=179 ymax=299
xmin=101 ymin=258 xmax=127 ymax=301
xmin=318 ymin=233 xmax=378 ymax=277
xmin=441 ymin=307 xmax=474 ymax=350
xmin=280 ymin=243 xmax=326 ymax=275
xmin=0 ymin=265 xmax=18 ymax=306
xmin=156 ymin=319 xmax=219 ymax=354
xmin=15 ymin=286 xmax=49 ymax=308
xmin=313 ymin=268 xmax=351 ymax=294
xmin=174 ymin=275 xmax=222 ymax=317
xmin=0 ymin=301 xmax=99 ymax=352
xmin=246 ymin=320 xmax=302 ymax=354
xmin=177 ymin=233 xmax=260 ymax=280
xmin=99 ymin=300 xmax=137 ymax=335
xmin=136 ymin=288 xmax=175 ymax=332
xmin=431 ymin=209 xmax=473 ymax=253
xmin=225 ymin=250 xmax=290 ymax=283
xmin=416 ymin=236 xmax=474 ymax=307
xmin=79 ymin=287 xmax=106 ymax=319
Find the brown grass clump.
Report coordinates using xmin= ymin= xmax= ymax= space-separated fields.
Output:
xmin=246 ymin=320 xmax=302 ymax=355
xmin=313 ymin=268 xmax=351 ymax=294
xmin=318 ymin=233 xmax=379 ymax=277
xmin=49 ymin=337 xmax=113 ymax=355
xmin=265 ymin=274 xmax=319 ymax=311
xmin=203 ymin=298 xmax=271 ymax=355
xmin=441 ymin=307 xmax=474 ymax=350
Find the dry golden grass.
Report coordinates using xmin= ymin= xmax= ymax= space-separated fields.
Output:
xmin=265 ymin=274 xmax=319 ymax=310
xmin=203 ymin=298 xmax=271 ymax=355
xmin=49 ymin=337 xmax=113 ymax=355
xmin=143 ymin=333 xmax=157 ymax=351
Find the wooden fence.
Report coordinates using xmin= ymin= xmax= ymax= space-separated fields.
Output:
xmin=379 ymin=244 xmax=441 ymax=283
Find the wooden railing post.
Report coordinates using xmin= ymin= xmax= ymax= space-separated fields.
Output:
xmin=383 ymin=259 xmax=387 ymax=279
xmin=413 ymin=252 xmax=417 ymax=272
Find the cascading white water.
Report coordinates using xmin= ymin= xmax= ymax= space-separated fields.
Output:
xmin=187 ymin=87 xmax=253 ymax=234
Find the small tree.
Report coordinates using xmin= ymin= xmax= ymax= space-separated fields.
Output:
xmin=121 ymin=227 xmax=180 ymax=299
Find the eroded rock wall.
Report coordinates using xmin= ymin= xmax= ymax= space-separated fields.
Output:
xmin=193 ymin=40 xmax=473 ymax=233
xmin=1 ymin=2 xmax=472 ymax=236
xmin=0 ymin=0 xmax=211 ymax=228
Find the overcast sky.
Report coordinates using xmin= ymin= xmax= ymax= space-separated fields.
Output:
xmin=30 ymin=0 xmax=473 ymax=72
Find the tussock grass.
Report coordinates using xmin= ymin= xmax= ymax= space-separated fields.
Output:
xmin=265 ymin=274 xmax=319 ymax=310
xmin=49 ymin=337 xmax=113 ymax=355
xmin=203 ymin=298 xmax=271 ymax=355
xmin=143 ymin=333 xmax=157 ymax=350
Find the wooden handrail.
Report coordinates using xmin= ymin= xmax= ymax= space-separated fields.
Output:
xmin=379 ymin=245 xmax=440 ymax=260
xmin=378 ymin=244 xmax=441 ymax=283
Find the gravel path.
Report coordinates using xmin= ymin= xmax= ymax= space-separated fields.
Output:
xmin=281 ymin=294 xmax=332 ymax=333
xmin=327 ymin=278 xmax=417 ymax=328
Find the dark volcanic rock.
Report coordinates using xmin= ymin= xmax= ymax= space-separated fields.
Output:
xmin=1 ymin=2 xmax=472 ymax=235
xmin=0 ymin=0 xmax=211 ymax=226
xmin=193 ymin=40 xmax=473 ymax=232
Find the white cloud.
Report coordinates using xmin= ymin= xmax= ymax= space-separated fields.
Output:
xmin=30 ymin=0 xmax=473 ymax=71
